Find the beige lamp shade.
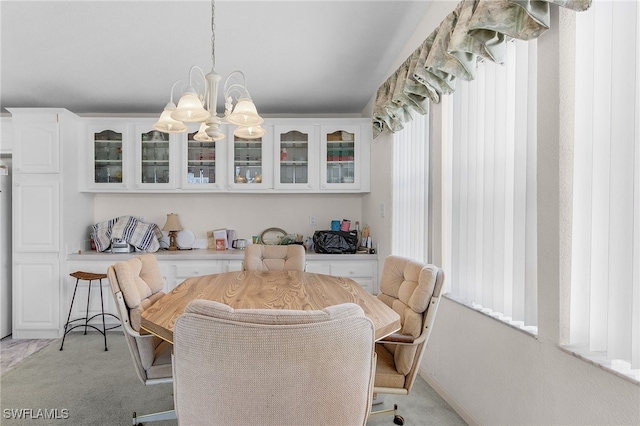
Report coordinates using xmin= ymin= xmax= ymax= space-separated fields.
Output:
xmin=171 ymin=89 xmax=211 ymax=123
xmin=234 ymin=125 xmax=265 ymax=139
xmin=226 ymin=97 xmax=264 ymax=126
xmin=162 ymin=213 xmax=183 ymax=232
xmin=153 ymin=103 xmax=188 ymax=133
xmin=193 ymin=122 xmax=213 ymax=142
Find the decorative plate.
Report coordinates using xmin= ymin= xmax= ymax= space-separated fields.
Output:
xmin=176 ymin=229 xmax=196 ymax=249
xmin=259 ymin=227 xmax=287 ymax=245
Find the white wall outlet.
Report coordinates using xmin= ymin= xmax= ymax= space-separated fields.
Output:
xmin=379 ymin=203 xmax=385 ymax=218
xmin=309 ymin=215 xmax=317 ymax=226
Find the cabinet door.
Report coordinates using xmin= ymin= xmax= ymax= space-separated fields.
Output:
xmin=13 ymin=255 xmax=60 ymax=337
xmin=89 ymin=124 xmax=130 ymax=190
xmin=320 ymin=125 xmax=361 ymax=191
xmin=273 ymin=125 xmax=317 ymax=190
xmin=181 ymin=130 xmax=225 ymax=190
xmin=134 ymin=126 xmax=176 ymax=190
xmin=14 ymin=122 xmax=59 ymax=173
xmin=227 ymin=128 xmax=272 ymax=190
xmin=13 ymin=178 xmax=60 ymax=252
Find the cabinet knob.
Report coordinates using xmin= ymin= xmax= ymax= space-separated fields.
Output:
xmin=15 ymin=183 xmax=19 ymax=187
xmin=194 ymin=270 xmax=199 ymax=275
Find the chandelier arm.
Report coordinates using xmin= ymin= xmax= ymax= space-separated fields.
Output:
xmin=223 ymin=70 xmax=247 ymax=94
xmin=168 ymin=79 xmax=188 ymax=104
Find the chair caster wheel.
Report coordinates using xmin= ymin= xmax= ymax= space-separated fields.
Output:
xmin=393 ymin=414 xmax=405 ymax=425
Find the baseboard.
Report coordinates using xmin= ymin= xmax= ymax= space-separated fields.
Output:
xmin=418 ymin=367 xmax=479 ymax=426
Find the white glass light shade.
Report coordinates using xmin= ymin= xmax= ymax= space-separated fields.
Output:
xmin=226 ymin=97 xmax=264 ymax=126
xmin=234 ymin=125 xmax=265 ymax=139
xmin=153 ymin=103 xmax=188 ymax=133
xmin=171 ymin=88 xmax=210 ymax=123
xmin=193 ymin=123 xmax=213 ymax=142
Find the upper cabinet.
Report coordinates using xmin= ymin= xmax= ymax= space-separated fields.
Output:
xmin=89 ymin=124 xmax=128 ymax=190
xmin=273 ymin=124 xmax=317 ymax=191
xmin=181 ymin=130 xmax=226 ymax=190
xmin=227 ymin=130 xmax=272 ymax=190
xmin=133 ymin=125 xmax=175 ymax=190
xmin=320 ymin=125 xmax=363 ymax=191
xmin=82 ymin=117 xmax=370 ymax=193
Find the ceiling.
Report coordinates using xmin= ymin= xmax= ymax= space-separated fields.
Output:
xmin=1 ymin=1 xmax=435 ymax=117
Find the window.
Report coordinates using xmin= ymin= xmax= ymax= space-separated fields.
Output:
xmin=392 ymin=113 xmax=429 ymax=260
xmin=442 ymin=39 xmax=539 ymax=332
xmin=569 ymin=0 xmax=640 ymax=381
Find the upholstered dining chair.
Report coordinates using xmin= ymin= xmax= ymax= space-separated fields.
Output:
xmin=172 ymin=299 xmax=376 ymax=426
xmin=370 ymin=255 xmax=445 ymax=425
xmin=107 ymin=254 xmax=176 ymax=425
xmin=242 ymin=243 xmax=306 ymax=271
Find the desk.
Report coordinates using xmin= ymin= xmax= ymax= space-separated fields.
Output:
xmin=141 ymin=270 xmax=400 ymax=342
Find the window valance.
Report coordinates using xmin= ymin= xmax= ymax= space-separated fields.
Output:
xmin=372 ymin=0 xmax=591 ymax=138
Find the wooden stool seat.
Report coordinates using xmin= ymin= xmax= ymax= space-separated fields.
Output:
xmin=60 ymin=270 xmax=119 ymax=351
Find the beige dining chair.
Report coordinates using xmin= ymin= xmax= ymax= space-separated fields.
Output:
xmin=172 ymin=299 xmax=376 ymax=426
xmin=242 ymin=243 xmax=306 ymax=271
xmin=107 ymin=254 xmax=176 ymax=425
xmin=370 ymin=255 xmax=445 ymax=426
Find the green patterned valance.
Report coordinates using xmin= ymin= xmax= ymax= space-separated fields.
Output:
xmin=372 ymin=0 xmax=591 ymax=138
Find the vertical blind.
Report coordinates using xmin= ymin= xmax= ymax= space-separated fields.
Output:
xmin=392 ymin=113 xmax=429 ymax=261
xmin=445 ymin=39 xmax=538 ymax=330
xmin=571 ymin=0 xmax=640 ymax=373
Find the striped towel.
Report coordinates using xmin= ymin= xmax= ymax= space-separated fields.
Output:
xmin=92 ymin=216 xmax=162 ymax=252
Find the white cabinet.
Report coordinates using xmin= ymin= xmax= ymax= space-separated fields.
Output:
xmin=13 ymin=178 xmax=60 ymax=252
xmin=13 ymin=255 xmax=60 ymax=337
xmin=133 ymin=125 xmax=176 ymax=190
xmin=13 ymin=120 xmax=59 ymax=174
xmin=181 ymin=130 xmax=227 ymax=190
xmin=306 ymin=257 xmax=378 ymax=294
xmin=81 ymin=117 xmax=371 ymax=193
xmin=273 ymin=124 xmax=318 ymax=191
xmin=9 ymin=108 xmax=93 ymax=339
xmin=87 ymin=123 xmax=130 ymax=190
xmin=227 ymin=129 xmax=273 ymax=190
xmin=320 ymin=124 xmax=370 ymax=192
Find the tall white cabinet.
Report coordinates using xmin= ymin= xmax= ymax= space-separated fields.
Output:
xmin=9 ymin=108 xmax=93 ymax=338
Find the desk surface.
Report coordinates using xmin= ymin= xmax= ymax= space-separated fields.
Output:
xmin=141 ymin=270 xmax=400 ymax=342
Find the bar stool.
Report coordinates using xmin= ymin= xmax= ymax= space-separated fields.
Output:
xmin=60 ymin=271 xmax=119 ymax=351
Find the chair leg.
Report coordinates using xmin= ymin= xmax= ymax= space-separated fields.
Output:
xmin=370 ymin=403 xmax=405 ymax=425
xmin=60 ymin=278 xmax=80 ymax=351
xmin=132 ymin=409 xmax=176 ymax=425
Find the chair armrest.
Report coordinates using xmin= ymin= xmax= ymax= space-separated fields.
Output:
xmin=378 ymin=332 xmax=415 ymax=344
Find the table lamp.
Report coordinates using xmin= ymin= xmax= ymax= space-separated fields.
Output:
xmin=162 ymin=213 xmax=183 ymax=251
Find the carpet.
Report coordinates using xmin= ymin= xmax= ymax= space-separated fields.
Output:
xmin=1 ymin=332 xmax=175 ymax=426
xmin=0 ymin=331 xmax=465 ymax=426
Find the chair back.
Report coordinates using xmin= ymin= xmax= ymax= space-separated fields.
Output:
xmin=107 ymin=254 xmax=172 ymax=385
xmin=376 ymin=256 xmax=444 ymax=392
xmin=242 ymin=244 xmax=306 ymax=271
xmin=172 ymin=300 xmax=375 ymax=426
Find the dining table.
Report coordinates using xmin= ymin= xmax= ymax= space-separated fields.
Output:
xmin=141 ymin=270 xmax=401 ymax=343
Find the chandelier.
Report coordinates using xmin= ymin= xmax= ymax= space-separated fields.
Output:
xmin=152 ymin=0 xmax=265 ymax=141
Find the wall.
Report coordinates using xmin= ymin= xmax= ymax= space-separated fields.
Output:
xmin=93 ymin=192 xmax=363 ymax=245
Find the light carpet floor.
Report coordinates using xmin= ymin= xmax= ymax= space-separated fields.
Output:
xmin=0 ymin=332 xmax=466 ymax=425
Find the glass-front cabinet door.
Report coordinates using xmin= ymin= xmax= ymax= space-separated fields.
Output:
xmin=182 ymin=131 xmax=224 ymax=190
xmin=90 ymin=124 xmax=129 ymax=190
xmin=134 ymin=126 xmax=175 ymax=189
xmin=320 ymin=125 xmax=360 ymax=190
xmin=228 ymin=131 xmax=271 ymax=190
xmin=274 ymin=125 xmax=317 ymax=190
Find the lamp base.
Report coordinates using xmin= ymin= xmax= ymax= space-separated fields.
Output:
xmin=168 ymin=231 xmax=178 ymax=251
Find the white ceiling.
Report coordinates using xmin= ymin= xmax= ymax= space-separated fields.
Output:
xmin=1 ymin=1 xmax=435 ymax=117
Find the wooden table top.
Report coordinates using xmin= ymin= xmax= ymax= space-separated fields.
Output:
xmin=141 ymin=270 xmax=400 ymax=343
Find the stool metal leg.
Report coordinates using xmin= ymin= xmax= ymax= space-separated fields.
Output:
xmin=99 ymin=278 xmax=108 ymax=351
xmin=60 ymin=278 xmax=81 ymax=351
xmin=84 ymin=279 xmax=92 ymax=335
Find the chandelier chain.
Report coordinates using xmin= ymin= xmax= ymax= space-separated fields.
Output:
xmin=211 ymin=0 xmax=216 ymax=70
